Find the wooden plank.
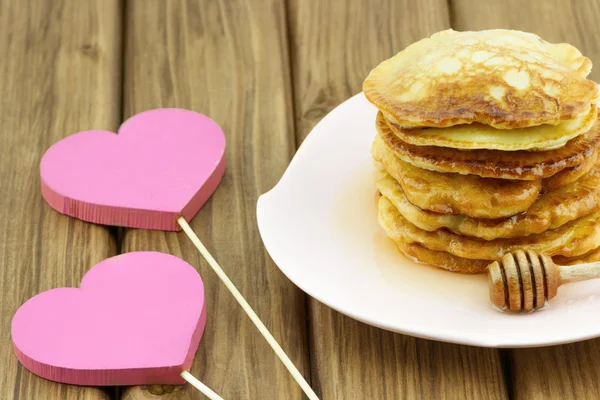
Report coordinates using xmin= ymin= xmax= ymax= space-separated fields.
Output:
xmin=451 ymin=1 xmax=600 ymax=399
xmin=120 ymin=1 xmax=308 ymax=399
xmin=287 ymin=0 xmax=508 ymax=398
xmin=289 ymin=0 xmax=452 ymax=139
xmin=0 ymin=0 xmax=121 ymax=399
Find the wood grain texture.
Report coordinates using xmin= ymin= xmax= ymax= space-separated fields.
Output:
xmin=507 ymin=341 xmax=600 ymax=400
xmin=120 ymin=1 xmax=308 ymax=399
xmin=451 ymin=1 xmax=600 ymax=399
xmin=288 ymin=0 xmax=452 ymax=142
xmin=0 ymin=0 xmax=121 ymax=399
xmin=287 ymin=1 xmax=508 ymax=398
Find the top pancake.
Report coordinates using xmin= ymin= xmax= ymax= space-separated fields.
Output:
xmin=363 ymin=29 xmax=598 ymax=129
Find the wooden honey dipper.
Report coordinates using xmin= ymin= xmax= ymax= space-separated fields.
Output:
xmin=488 ymin=250 xmax=600 ymax=312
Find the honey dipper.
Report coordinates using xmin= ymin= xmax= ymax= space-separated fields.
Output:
xmin=487 ymin=250 xmax=600 ymax=312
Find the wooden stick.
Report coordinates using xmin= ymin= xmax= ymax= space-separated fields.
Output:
xmin=177 ymin=217 xmax=319 ymax=400
xmin=559 ymin=261 xmax=600 ymax=284
xmin=180 ymin=370 xmax=224 ymax=400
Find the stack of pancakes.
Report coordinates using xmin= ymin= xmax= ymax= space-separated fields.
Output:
xmin=363 ymin=29 xmax=600 ymax=273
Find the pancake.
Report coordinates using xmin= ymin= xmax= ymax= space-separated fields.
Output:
xmin=376 ymin=111 xmax=600 ymax=179
xmin=554 ymin=246 xmax=600 ymax=265
xmin=363 ymin=29 xmax=598 ymax=129
xmin=377 ymin=166 xmax=600 ymax=240
xmin=378 ymin=196 xmax=600 ymax=260
xmin=385 ymin=105 xmax=597 ymax=151
xmin=398 ymin=242 xmax=600 ymax=273
xmin=542 ymin=154 xmax=597 ymax=191
xmin=372 ymin=135 xmax=541 ymax=218
xmin=397 ymin=242 xmax=493 ymax=274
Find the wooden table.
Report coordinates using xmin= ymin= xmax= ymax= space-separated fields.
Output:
xmin=2 ymin=1 xmax=600 ymax=399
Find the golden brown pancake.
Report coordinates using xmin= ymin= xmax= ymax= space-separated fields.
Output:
xmin=378 ymin=196 xmax=600 ymax=260
xmin=542 ymin=154 xmax=597 ymax=191
xmin=364 ymin=29 xmax=598 ymax=129
xmin=398 ymin=242 xmax=600 ymax=273
xmin=377 ymin=167 xmax=600 ymax=240
xmin=397 ymin=242 xmax=493 ymax=274
xmin=376 ymin=111 xmax=600 ymax=180
xmin=373 ymin=136 xmax=541 ymax=218
xmin=385 ymin=105 xmax=597 ymax=151
xmin=554 ymin=246 xmax=600 ymax=265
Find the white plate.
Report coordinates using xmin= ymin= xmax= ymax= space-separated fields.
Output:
xmin=256 ymin=93 xmax=600 ymax=348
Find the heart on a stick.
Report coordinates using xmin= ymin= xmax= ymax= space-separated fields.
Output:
xmin=11 ymin=252 xmax=206 ymax=385
xmin=40 ymin=109 xmax=226 ymax=231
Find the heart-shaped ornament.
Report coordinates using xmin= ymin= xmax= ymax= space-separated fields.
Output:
xmin=11 ymin=252 xmax=206 ymax=385
xmin=41 ymin=108 xmax=226 ymax=231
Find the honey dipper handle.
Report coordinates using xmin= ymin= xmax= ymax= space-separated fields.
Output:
xmin=559 ymin=262 xmax=600 ymax=284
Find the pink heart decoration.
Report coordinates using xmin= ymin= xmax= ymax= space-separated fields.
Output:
xmin=11 ymin=252 xmax=206 ymax=385
xmin=40 ymin=108 xmax=226 ymax=231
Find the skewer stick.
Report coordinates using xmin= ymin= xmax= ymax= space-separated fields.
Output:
xmin=177 ymin=217 xmax=319 ymax=400
xmin=180 ymin=370 xmax=224 ymax=400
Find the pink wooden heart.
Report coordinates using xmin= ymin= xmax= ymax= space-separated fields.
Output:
xmin=11 ymin=252 xmax=206 ymax=385
xmin=40 ymin=108 xmax=226 ymax=231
